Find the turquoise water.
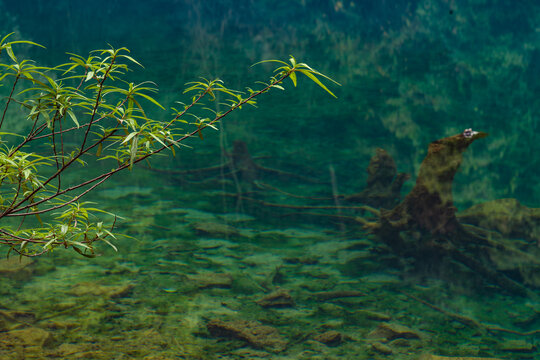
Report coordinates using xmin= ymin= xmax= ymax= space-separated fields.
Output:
xmin=0 ymin=1 xmax=538 ymax=359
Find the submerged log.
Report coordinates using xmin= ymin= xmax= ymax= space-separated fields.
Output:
xmin=458 ymin=198 xmax=540 ymax=245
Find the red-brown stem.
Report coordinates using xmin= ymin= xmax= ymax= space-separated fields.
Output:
xmin=7 ymin=174 xmax=112 ymax=217
xmin=0 ymin=74 xmax=20 ymax=130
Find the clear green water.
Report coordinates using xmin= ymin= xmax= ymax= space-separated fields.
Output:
xmin=0 ymin=1 xmax=538 ymax=359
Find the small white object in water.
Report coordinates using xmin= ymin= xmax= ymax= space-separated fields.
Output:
xmin=462 ymin=128 xmax=478 ymax=138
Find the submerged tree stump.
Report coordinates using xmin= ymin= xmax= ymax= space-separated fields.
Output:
xmin=344 ymin=148 xmax=409 ymax=209
xmin=366 ymin=130 xmax=535 ymax=295
xmin=370 ymin=130 xmax=488 ymax=242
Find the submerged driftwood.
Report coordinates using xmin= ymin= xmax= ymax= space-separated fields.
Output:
xmin=364 ymin=130 xmax=538 ymax=295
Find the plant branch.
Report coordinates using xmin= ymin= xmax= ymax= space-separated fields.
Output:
xmin=3 ymin=69 xmax=292 ymax=218
xmin=6 ymin=174 xmax=112 ymax=217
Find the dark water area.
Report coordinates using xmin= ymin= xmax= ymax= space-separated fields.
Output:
xmin=0 ymin=1 xmax=539 ymax=359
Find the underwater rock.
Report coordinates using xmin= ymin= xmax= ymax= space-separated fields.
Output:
xmin=230 ymin=274 xmax=265 ymax=294
xmin=345 ymin=148 xmax=409 ymax=208
xmin=207 ymin=319 xmax=287 ymax=352
xmin=370 ymin=341 xmax=393 ymax=354
xmin=0 ymin=309 xmax=36 ymax=327
xmin=6 ymin=326 xmax=53 ymax=348
xmin=192 ymin=221 xmax=239 ymax=237
xmin=241 ymin=253 xmax=283 ymax=268
xmin=388 ymin=338 xmax=411 ymax=347
xmin=42 ymin=320 xmax=79 ymax=330
xmin=187 ymin=272 xmax=233 ymax=289
xmin=230 ymin=347 xmax=272 ymax=359
xmin=70 ymin=282 xmax=134 ymax=298
xmin=313 ymin=330 xmax=343 ymax=346
xmin=355 ymin=309 xmax=391 ymax=321
xmin=173 ymin=208 xmax=218 ymax=222
xmin=256 ymin=288 xmax=295 ymax=308
xmin=53 ymin=343 xmax=86 ymax=357
xmin=316 ymin=303 xmax=348 ymax=318
xmin=196 ymin=238 xmax=238 ymax=250
xmin=498 ymin=339 xmax=537 ymax=353
xmin=367 ymin=322 xmax=422 ymax=341
xmin=319 ymin=319 xmax=345 ymax=329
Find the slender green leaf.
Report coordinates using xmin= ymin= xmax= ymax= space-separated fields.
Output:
xmin=121 ymin=131 xmax=138 ymax=145
xmin=67 ymin=110 xmax=79 ymax=127
xmin=251 ymin=59 xmax=289 ymax=67
xmin=119 ymin=54 xmax=143 ymax=67
xmin=6 ymin=45 xmax=16 ymax=63
xmin=129 ymin=134 xmax=139 ymax=169
xmin=135 ymin=92 xmax=165 ymax=110
xmin=101 ymin=237 xmax=118 ymax=252
xmin=289 ymin=71 xmax=297 ymax=87
xmin=297 ymin=69 xmax=337 ymax=98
